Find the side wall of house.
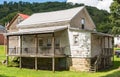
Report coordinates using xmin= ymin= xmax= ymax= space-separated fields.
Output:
xmin=67 ymin=29 xmax=91 ymax=71
xmin=8 ymin=16 xmax=24 ymax=32
xmin=68 ymin=29 xmax=91 ymax=57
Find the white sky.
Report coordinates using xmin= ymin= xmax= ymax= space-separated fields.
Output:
xmin=67 ymin=0 xmax=113 ymax=12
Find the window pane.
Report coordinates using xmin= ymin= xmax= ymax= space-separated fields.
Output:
xmin=39 ymin=38 xmax=43 ymax=46
xmin=47 ymin=38 xmax=51 ymax=46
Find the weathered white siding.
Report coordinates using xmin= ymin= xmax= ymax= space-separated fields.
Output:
xmin=68 ymin=29 xmax=91 ymax=57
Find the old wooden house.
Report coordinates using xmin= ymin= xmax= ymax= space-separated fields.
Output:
xmin=5 ymin=6 xmax=114 ymax=72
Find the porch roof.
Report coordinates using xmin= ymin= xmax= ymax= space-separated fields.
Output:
xmin=92 ymin=32 xmax=113 ymax=37
xmin=5 ymin=26 xmax=68 ymax=36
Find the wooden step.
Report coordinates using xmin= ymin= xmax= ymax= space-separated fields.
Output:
xmin=89 ymin=66 xmax=96 ymax=72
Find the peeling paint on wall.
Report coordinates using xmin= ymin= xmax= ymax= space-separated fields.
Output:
xmin=69 ymin=30 xmax=91 ymax=58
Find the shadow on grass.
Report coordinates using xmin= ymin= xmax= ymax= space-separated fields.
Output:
xmin=101 ymin=70 xmax=120 ymax=77
xmin=0 ymin=75 xmax=15 ymax=77
xmin=99 ymin=60 xmax=120 ymax=72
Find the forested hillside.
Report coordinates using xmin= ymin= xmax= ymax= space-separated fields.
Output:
xmin=0 ymin=1 xmax=110 ymax=33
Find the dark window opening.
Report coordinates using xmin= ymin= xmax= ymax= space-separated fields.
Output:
xmin=55 ymin=38 xmax=60 ymax=49
xmin=39 ymin=39 xmax=43 ymax=46
xmin=81 ymin=18 xmax=85 ymax=29
xmin=73 ymin=35 xmax=79 ymax=45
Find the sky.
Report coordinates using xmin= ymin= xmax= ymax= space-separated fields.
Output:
xmin=67 ymin=0 xmax=113 ymax=12
xmin=0 ymin=0 xmax=66 ymax=4
xmin=0 ymin=0 xmax=113 ymax=12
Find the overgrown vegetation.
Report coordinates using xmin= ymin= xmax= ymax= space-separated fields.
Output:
xmin=110 ymin=0 xmax=120 ymax=35
xmin=0 ymin=1 xmax=111 ymax=33
xmin=0 ymin=45 xmax=120 ymax=77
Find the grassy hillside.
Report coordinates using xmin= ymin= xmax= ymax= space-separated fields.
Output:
xmin=0 ymin=45 xmax=120 ymax=77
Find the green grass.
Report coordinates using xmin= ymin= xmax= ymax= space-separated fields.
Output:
xmin=114 ymin=47 xmax=120 ymax=50
xmin=0 ymin=45 xmax=120 ymax=77
xmin=0 ymin=45 xmax=5 ymax=54
xmin=0 ymin=45 xmax=6 ymax=62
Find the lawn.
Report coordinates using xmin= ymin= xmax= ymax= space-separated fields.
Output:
xmin=0 ymin=45 xmax=120 ymax=77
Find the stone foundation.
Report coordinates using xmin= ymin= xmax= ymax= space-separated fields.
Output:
xmin=69 ymin=58 xmax=90 ymax=71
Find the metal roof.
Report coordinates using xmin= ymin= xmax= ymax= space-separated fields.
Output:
xmin=17 ymin=6 xmax=84 ymax=28
xmin=92 ymin=32 xmax=113 ymax=37
xmin=5 ymin=26 xmax=68 ymax=36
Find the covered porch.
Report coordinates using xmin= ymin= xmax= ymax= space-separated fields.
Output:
xmin=6 ymin=26 xmax=69 ymax=71
xmin=90 ymin=32 xmax=114 ymax=71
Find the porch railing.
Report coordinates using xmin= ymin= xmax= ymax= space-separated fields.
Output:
xmin=101 ymin=48 xmax=113 ymax=57
xmin=8 ymin=46 xmax=67 ymax=56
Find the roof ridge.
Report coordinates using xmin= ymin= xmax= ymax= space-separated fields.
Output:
xmin=33 ymin=6 xmax=85 ymax=15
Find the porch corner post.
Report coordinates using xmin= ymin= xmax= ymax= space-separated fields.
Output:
xmin=6 ymin=36 xmax=9 ymax=66
xmin=35 ymin=34 xmax=38 ymax=70
xmin=52 ymin=33 xmax=55 ymax=72
xmin=19 ymin=35 xmax=22 ymax=69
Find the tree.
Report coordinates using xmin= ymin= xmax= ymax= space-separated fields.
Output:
xmin=110 ymin=0 xmax=120 ymax=35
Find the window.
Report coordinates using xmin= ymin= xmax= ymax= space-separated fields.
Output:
xmin=17 ymin=18 xmax=23 ymax=24
xmin=38 ymin=38 xmax=43 ymax=46
xmin=55 ymin=38 xmax=60 ymax=48
xmin=47 ymin=38 xmax=52 ymax=46
xmin=81 ymin=18 xmax=85 ymax=29
xmin=73 ymin=35 xmax=79 ymax=45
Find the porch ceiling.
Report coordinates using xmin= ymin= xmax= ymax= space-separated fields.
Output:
xmin=5 ymin=26 xmax=68 ymax=36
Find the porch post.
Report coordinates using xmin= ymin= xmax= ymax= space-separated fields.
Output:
xmin=103 ymin=36 xmax=106 ymax=69
xmin=6 ymin=36 xmax=9 ymax=66
xmin=112 ymin=37 xmax=114 ymax=66
xmin=52 ymin=33 xmax=55 ymax=72
xmin=108 ymin=37 xmax=109 ymax=53
xmin=35 ymin=34 xmax=38 ymax=70
xmin=108 ymin=37 xmax=110 ymax=66
xmin=19 ymin=35 xmax=22 ymax=69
